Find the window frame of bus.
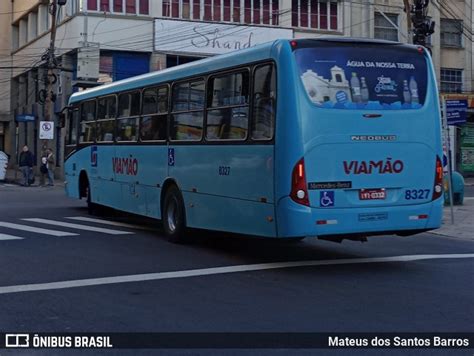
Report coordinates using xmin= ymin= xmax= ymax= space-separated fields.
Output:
xmin=66 ymin=105 xmax=79 ymax=146
xmin=170 ymin=78 xmax=206 ymax=142
xmin=250 ymin=63 xmax=276 ymax=141
xmin=205 ymin=68 xmax=250 ymax=142
xmin=79 ymin=99 xmax=97 ymax=144
xmin=140 ymin=84 xmax=169 ymax=143
xmin=116 ymin=90 xmax=141 ymax=143
xmin=96 ymin=95 xmax=117 ymax=143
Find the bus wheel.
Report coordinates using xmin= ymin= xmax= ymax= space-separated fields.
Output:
xmin=86 ymin=183 xmax=102 ymax=216
xmin=163 ymin=185 xmax=187 ymax=243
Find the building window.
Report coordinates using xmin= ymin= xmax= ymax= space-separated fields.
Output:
xmin=291 ymin=0 xmax=338 ymax=30
xmin=440 ymin=19 xmax=463 ymax=47
xmin=88 ymin=0 xmax=98 ymax=11
xmin=114 ymin=0 xmax=123 ymax=12
xmin=162 ymin=0 xmax=279 ymax=25
xmin=440 ymin=68 xmax=463 ymax=94
xmin=374 ymin=13 xmax=398 ymax=41
xmin=163 ymin=0 xmax=170 ymax=16
xmin=139 ymin=0 xmax=149 ymax=14
xmin=88 ymin=0 xmax=149 ymax=15
xmin=224 ymin=0 xmax=231 ymax=21
xmin=100 ymin=0 xmax=109 ymax=11
xmin=125 ymin=0 xmax=136 ymax=13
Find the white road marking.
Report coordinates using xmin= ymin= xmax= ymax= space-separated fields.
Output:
xmin=0 ymin=233 xmax=24 ymax=241
xmin=0 ymin=222 xmax=77 ymax=237
xmin=22 ymin=218 xmax=133 ymax=235
xmin=65 ymin=216 xmax=155 ymax=231
xmin=0 ymin=253 xmax=472 ymax=295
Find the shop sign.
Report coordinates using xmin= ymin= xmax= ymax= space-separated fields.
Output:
xmin=154 ymin=19 xmax=293 ymax=55
xmin=460 ymin=124 xmax=474 ymax=172
xmin=446 ymin=99 xmax=467 ymax=125
xmin=460 ymin=147 xmax=474 ymax=172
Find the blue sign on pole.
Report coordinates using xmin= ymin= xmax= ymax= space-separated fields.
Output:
xmin=446 ymin=99 xmax=467 ymax=125
xmin=15 ymin=114 xmax=36 ymax=122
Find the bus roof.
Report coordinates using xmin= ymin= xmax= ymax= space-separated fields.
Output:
xmin=69 ymin=40 xmax=278 ymax=104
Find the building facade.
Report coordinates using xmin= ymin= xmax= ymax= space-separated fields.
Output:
xmin=0 ymin=0 xmax=472 ymax=178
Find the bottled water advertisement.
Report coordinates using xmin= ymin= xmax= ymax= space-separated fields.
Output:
xmin=294 ymin=45 xmax=428 ymax=110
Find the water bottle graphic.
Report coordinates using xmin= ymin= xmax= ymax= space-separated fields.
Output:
xmin=409 ymin=76 xmax=419 ymax=104
xmin=350 ymin=72 xmax=362 ymax=103
xmin=360 ymin=77 xmax=369 ymax=103
xmin=403 ymin=80 xmax=411 ymax=104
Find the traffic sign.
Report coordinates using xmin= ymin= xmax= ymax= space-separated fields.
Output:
xmin=15 ymin=114 xmax=36 ymax=122
xmin=39 ymin=121 xmax=55 ymax=140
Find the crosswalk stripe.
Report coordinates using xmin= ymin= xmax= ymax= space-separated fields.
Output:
xmin=0 ymin=222 xmax=77 ymax=237
xmin=65 ymin=216 xmax=155 ymax=231
xmin=22 ymin=218 xmax=133 ymax=235
xmin=0 ymin=233 xmax=24 ymax=241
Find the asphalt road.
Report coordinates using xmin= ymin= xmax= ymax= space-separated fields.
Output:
xmin=0 ymin=184 xmax=473 ymax=354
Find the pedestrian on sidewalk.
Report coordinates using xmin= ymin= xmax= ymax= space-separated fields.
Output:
xmin=18 ymin=145 xmax=34 ymax=186
xmin=39 ymin=146 xmax=48 ymax=187
xmin=46 ymin=148 xmax=55 ymax=186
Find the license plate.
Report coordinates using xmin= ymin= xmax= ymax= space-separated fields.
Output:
xmin=359 ymin=188 xmax=386 ymax=200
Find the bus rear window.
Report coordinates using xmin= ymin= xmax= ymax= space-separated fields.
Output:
xmin=294 ymin=44 xmax=428 ymax=110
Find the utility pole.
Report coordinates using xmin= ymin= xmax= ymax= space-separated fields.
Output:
xmin=44 ymin=0 xmax=59 ymax=125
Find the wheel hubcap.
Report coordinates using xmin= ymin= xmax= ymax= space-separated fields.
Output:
xmin=167 ymin=198 xmax=178 ymax=233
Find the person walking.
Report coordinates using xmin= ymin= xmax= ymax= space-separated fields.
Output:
xmin=46 ymin=148 xmax=55 ymax=186
xmin=18 ymin=145 xmax=34 ymax=186
xmin=39 ymin=154 xmax=48 ymax=186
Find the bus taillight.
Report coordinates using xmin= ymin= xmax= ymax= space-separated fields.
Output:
xmin=290 ymin=158 xmax=310 ymax=206
xmin=432 ymin=156 xmax=443 ymax=201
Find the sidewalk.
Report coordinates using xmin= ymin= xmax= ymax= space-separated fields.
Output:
xmin=429 ymin=198 xmax=474 ymax=240
xmin=1 ymin=168 xmax=63 ymax=187
xmin=465 ymin=177 xmax=474 ymax=186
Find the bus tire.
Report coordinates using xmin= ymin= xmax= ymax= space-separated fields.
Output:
xmin=162 ymin=185 xmax=187 ymax=243
xmin=85 ymin=181 xmax=102 ymax=216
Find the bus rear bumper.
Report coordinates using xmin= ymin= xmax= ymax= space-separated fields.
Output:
xmin=276 ymin=197 xmax=443 ymax=239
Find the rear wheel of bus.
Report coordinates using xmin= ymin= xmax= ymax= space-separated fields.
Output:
xmin=162 ymin=185 xmax=187 ymax=243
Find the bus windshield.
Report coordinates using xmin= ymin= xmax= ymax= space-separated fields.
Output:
xmin=294 ymin=43 xmax=428 ymax=110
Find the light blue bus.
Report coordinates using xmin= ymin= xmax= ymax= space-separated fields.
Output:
xmin=64 ymin=38 xmax=443 ymax=243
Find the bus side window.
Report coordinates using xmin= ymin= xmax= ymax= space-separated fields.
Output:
xmin=79 ymin=100 xmax=96 ymax=143
xmin=206 ymin=70 xmax=249 ymax=141
xmin=66 ymin=107 xmax=79 ymax=146
xmin=117 ymin=91 xmax=140 ymax=142
xmin=97 ymin=96 xmax=116 ymax=142
xmin=140 ymin=86 xmax=168 ymax=142
xmin=251 ymin=64 xmax=275 ymax=141
xmin=170 ymin=80 xmax=204 ymax=141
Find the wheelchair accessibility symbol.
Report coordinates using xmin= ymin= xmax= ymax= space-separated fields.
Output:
xmin=168 ymin=148 xmax=175 ymax=166
xmin=320 ymin=191 xmax=334 ymax=207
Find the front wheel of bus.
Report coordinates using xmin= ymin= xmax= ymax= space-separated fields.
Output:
xmin=85 ymin=182 xmax=102 ymax=216
xmin=163 ymin=186 xmax=187 ymax=243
